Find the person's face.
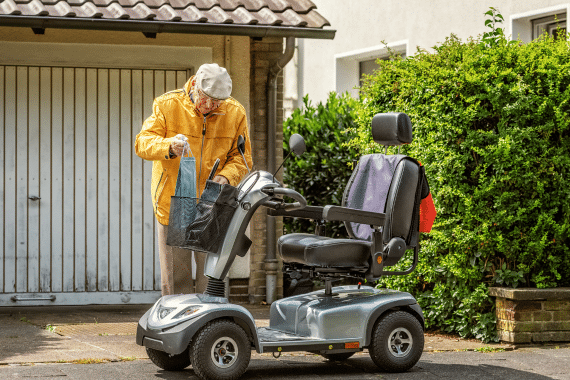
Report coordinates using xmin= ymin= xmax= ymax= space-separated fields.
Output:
xmin=193 ymin=86 xmax=224 ymax=115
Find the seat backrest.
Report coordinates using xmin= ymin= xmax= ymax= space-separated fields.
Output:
xmin=342 ymin=113 xmax=424 ymax=247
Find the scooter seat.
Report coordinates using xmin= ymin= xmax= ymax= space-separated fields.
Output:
xmin=278 ymin=233 xmax=370 ymax=267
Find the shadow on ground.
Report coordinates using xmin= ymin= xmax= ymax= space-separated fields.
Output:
xmin=0 ymin=315 xmax=65 ymax=363
xmin=148 ymin=354 xmax=558 ymax=380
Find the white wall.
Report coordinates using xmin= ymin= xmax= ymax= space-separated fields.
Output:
xmin=294 ymin=0 xmax=570 ymax=104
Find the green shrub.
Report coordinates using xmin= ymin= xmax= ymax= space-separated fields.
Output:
xmin=283 ymin=93 xmax=359 ymax=238
xmin=351 ymin=17 xmax=570 ymax=341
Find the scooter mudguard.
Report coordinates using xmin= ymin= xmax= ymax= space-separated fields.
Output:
xmin=136 ymin=293 xmax=259 ymax=355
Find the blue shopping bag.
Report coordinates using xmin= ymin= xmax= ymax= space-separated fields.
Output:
xmin=166 ymin=146 xmax=197 ymax=248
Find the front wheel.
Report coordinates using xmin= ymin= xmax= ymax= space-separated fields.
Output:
xmin=146 ymin=346 xmax=190 ymax=371
xmin=191 ymin=319 xmax=251 ymax=380
xmin=369 ymin=311 xmax=424 ymax=372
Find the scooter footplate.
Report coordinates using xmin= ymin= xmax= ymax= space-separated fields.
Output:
xmin=257 ymin=327 xmax=317 ymax=343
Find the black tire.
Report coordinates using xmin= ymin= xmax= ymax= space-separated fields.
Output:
xmin=320 ymin=352 xmax=356 ymax=361
xmin=191 ymin=319 xmax=251 ymax=380
xmin=369 ymin=311 xmax=424 ymax=372
xmin=146 ymin=346 xmax=191 ymax=371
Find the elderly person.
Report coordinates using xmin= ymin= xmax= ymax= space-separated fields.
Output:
xmin=135 ymin=63 xmax=252 ymax=295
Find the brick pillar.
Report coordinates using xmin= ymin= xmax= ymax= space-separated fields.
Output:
xmin=249 ymin=37 xmax=285 ymax=304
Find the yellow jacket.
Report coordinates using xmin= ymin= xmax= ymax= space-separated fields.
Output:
xmin=135 ymin=76 xmax=253 ymax=225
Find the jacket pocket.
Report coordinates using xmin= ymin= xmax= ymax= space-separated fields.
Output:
xmin=154 ymin=171 xmax=169 ymax=213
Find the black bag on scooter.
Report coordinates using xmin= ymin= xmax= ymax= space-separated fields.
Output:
xmin=183 ymin=180 xmax=240 ymax=254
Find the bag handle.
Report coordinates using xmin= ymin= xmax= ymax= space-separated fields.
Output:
xmin=181 ymin=143 xmax=194 ymax=158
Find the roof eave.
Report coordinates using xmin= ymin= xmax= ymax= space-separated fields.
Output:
xmin=0 ymin=15 xmax=336 ymax=39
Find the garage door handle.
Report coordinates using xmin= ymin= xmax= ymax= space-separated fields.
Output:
xmin=28 ymin=196 xmax=41 ymax=201
xmin=11 ymin=295 xmax=56 ymax=302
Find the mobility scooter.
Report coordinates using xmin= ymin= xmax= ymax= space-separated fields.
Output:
xmin=136 ymin=112 xmax=432 ymax=380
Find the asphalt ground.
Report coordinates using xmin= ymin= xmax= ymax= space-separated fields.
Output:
xmin=1 ymin=304 xmax=569 ymax=379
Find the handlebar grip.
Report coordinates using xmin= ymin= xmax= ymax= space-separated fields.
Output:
xmin=271 ymin=188 xmax=307 ymax=211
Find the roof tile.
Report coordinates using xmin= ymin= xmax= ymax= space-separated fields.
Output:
xmin=232 ymin=6 xmax=257 ymax=24
xmin=66 ymin=0 xmax=92 ymax=5
xmin=106 ymin=2 xmax=129 ymax=18
xmin=22 ymin=0 xmax=49 ymax=16
xmin=265 ymin=0 xmax=290 ymax=12
xmin=193 ymin=0 xmax=218 ymax=11
xmin=146 ymin=0 xmax=171 ymax=6
xmin=204 ymin=6 xmax=233 ymax=23
xmin=253 ymin=7 xmax=281 ymax=26
xmin=303 ymin=9 xmax=329 ymax=28
xmin=218 ymin=0 xmax=242 ymax=11
xmin=155 ymin=3 xmax=181 ymax=21
xmin=132 ymin=2 xmax=156 ymax=19
xmin=72 ymin=2 xmax=103 ymax=17
xmin=55 ymin=1 xmax=77 ymax=16
xmin=179 ymin=4 xmax=208 ymax=22
xmin=281 ymin=8 xmax=306 ymax=27
xmin=168 ymin=0 xmax=192 ymax=9
xmin=239 ymin=0 xmax=265 ymax=12
xmin=289 ymin=0 xmax=315 ymax=14
xmin=92 ymin=0 xmax=116 ymax=6
xmin=1 ymin=0 xmax=22 ymax=15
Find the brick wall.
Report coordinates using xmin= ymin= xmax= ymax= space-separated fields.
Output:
xmin=247 ymin=37 xmax=285 ymax=304
xmin=490 ymin=287 xmax=570 ymax=344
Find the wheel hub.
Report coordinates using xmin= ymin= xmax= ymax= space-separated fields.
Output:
xmin=211 ymin=336 xmax=238 ymax=368
xmin=387 ymin=327 xmax=413 ymax=358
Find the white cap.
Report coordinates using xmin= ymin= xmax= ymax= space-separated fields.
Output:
xmin=195 ymin=63 xmax=232 ymax=100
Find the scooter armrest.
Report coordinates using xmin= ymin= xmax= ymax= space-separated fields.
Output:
xmin=267 ymin=205 xmax=324 ymax=220
xmin=322 ymin=205 xmax=385 ymax=226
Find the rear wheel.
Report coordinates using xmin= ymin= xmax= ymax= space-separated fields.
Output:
xmin=146 ymin=346 xmax=191 ymax=371
xmin=191 ymin=319 xmax=251 ymax=380
xmin=320 ymin=352 xmax=355 ymax=361
xmin=369 ymin=311 xmax=424 ymax=372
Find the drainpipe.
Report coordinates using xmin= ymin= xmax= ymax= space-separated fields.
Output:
xmin=297 ymin=38 xmax=304 ymax=110
xmin=266 ymin=36 xmax=295 ymax=304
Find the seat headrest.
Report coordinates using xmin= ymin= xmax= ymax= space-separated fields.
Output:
xmin=371 ymin=112 xmax=413 ymax=146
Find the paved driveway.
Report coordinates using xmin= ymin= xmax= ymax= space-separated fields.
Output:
xmin=2 ymin=348 xmax=570 ymax=379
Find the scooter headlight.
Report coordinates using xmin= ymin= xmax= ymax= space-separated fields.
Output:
xmin=175 ymin=305 xmax=203 ymax=319
xmin=157 ymin=305 xmax=176 ymax=320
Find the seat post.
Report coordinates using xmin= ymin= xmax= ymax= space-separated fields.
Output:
xmin=319 ymin=277 xmax=337 ymax=297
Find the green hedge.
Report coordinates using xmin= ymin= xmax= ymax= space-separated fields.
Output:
xmin=351 ymin=27 xmax=570 ymax=341
xmin=283 ymin=93 xmax=359 ymax=238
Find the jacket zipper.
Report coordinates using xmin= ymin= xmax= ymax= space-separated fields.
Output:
xmin=198 ymin=116 xmax=206 ymax=198
xmin=196 ymin=110 xmax=225 ymax=198
xmin=154 ymin=171 xmax=168 ymax=213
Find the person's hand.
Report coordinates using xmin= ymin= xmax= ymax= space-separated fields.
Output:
xmin=213 ymin=175 xmax=229 ymax=185
xmin=170 ymin=134 xmax=188 ymax=157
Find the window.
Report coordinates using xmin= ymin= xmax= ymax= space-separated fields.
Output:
xmin=511 ymin=6 xmax=570 ymax=43
xmin=358 ymin=53 xmax=406 ymax=86
xmin=359 ymin=58 xmax=380 ymax=84
xmin=532 ymin=14 xmax=567 ymax=39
